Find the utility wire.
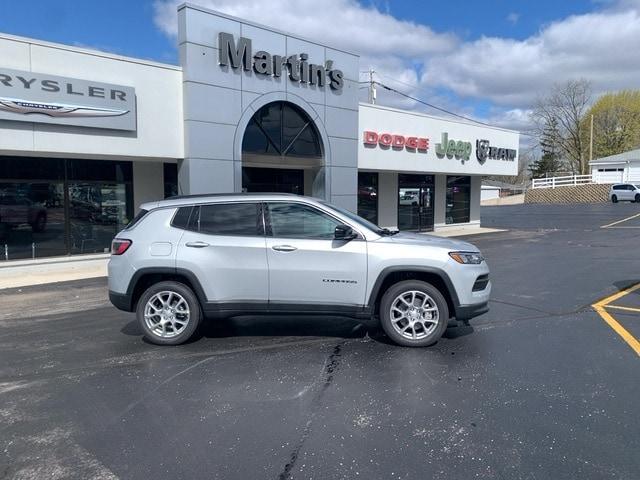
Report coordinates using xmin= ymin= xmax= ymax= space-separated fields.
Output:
xmin=370 ymin=72 xmax=537 ymax=137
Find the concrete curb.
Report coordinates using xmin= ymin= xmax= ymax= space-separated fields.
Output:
xmin=0 ymin=254 xmax=110 ymax=290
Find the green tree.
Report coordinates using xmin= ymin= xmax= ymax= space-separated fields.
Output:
xmin=529 ymin=117 xmax=564 ymax=178
xmin=583 ymin=90 xmax=640 ymax=159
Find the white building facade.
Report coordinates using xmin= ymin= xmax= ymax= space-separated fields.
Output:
xmin=0 ymin=4 xmax=519 ymax=261
xmin=590 ymin=147 xmax=640 ymax=184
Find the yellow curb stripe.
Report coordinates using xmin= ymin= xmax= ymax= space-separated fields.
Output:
xmin=601 ymin=212 xmax=640 ymax=229
xmin=593 ymin=282 xmax=640 ymax=307
xmin=593 ymin=306 xmax=640 ymax=356
xmin=603 ymin=305 xmax=640 ymax=313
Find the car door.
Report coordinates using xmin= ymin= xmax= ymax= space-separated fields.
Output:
xmin=264 ymin=201 xmax=368 ymax=308
xmin=627 ymin=184 xmax=636 ymax=200
xmin=176 ymin=202 xmax=269 ymax=305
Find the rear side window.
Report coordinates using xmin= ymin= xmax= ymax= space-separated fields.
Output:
xmin=197 ymin=203 xmax=263 ymax=236
xmin=125 ymin=209 xmax=148 ymax=229
xmin=613 ymin=185 xmax=624 ymax=190
xmin=171 ymin=206 xmax=193 ymax=230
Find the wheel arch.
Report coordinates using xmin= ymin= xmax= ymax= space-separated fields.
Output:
xmin=368 ymin=267 xmax=459 ymax=318
xmin=127 ymin=267 xmax=207 ymax=312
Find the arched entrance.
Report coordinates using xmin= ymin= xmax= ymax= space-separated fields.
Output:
xmin=241 ymin=101 xmax=325 ymax=197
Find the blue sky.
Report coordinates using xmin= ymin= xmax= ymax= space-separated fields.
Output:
xmin=0 ymin=0 xmax=598 ymax=63
xmin=1 ymin=0 xmax=639 ymax=137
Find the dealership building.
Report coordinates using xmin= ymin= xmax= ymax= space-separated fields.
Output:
xmin=0 ymin=4 xmax=519 ymax=261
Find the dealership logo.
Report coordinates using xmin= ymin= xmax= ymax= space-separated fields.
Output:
xmin=0 ymin=68 xmax=136 ymax=131
xmin=435 ymin=132 xmax=472 ymax=162
xmin=218 ymin=32 xmax=344 ymax=91
xmin=476 ymin=139 xmax=517 ymax=164
xmin=363 ymin=130 xmax=429 ymax=152
xmin=0 ymin=97 xmax=129 ymax=118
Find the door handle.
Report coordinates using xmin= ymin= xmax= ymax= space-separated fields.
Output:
xmin=185 ymin=241 xmax=210 ymax=248
xmin=272 ymin=245 xmax=297 ymax=252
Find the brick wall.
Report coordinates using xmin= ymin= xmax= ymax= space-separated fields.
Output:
xmin=525 ymin=184 xmax=612 ymax=204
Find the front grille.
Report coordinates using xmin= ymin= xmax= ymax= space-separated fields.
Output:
xmin=472 ymin=274 xmax=490 ymax=292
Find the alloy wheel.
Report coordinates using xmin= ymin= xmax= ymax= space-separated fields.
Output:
xmin=389 ymin=290 xmax=439 ymax=340
xmin=143 ymin=291 xmax=190 ymax=338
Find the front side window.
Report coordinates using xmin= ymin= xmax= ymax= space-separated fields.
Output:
xmin=267 ymin=203 xmax=340 ymax=239
xmin=197 ymin=203 xmax=263 ymax=236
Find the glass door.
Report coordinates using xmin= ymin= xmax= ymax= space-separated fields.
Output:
xmin=398 ymin=174 xmax=434 ymax=232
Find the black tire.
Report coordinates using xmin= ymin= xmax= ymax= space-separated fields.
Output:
xmin=379 ymin=280 xmax=449 ymax=347
xmin=612 ymin=195 xmax=618 ymax=203
xmin=136 ymin=281 xmax=201 ymax=345
xmin=635 ymin=194 xmax=640 ymax=203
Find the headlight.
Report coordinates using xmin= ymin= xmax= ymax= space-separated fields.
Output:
xmin=449 ymin=251 xmax=484 ymax=264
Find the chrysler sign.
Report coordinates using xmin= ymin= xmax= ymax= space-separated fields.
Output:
xmin=0 ymin=69 xmax=136 ymax=131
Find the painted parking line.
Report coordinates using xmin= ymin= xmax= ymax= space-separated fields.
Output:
xmin=603 ymin=305 xmax=640 ymax=314
xmin=592 ymin=283 xmax=640 ymax=357
xmin=601 ymin=212 xmax=640 ymax=229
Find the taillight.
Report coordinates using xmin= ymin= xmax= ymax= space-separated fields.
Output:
xmin=111 ymin=238 xmax=132 ymax=255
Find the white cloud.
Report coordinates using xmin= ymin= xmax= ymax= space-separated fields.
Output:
xmin=506 ymin=12 xmax=520 ymax=25
xmin=153 ymin=0 xmax=457 ymax=57
xmin=423 ymin=5 xmax=640 ymax=108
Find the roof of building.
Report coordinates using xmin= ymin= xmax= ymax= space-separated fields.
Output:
xmin=590 ymin=147 xmax=640 ymax=165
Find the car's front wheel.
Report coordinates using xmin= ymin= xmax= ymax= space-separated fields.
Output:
xmin=612 ymin=195 xmax=618 ymax=203
xmin=635 ymin=194 xmax=640 ymax=203
xmin=379 ymin=280 xmax=449 ymax=347
xmin=136 ymin=281 xmax=201 ymax=345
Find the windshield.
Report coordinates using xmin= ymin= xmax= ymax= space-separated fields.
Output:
xmin=321 ymin=201 xmax=395 ymax=235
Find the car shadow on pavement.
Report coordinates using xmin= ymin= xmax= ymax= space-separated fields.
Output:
xmin=121 ymin=316 xmax=474 ymax=345
xmin=120 ymin=316 xmax=373 ymax=342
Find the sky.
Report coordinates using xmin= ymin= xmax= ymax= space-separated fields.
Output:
xmin=1 ymin=0 xmax=640 ymax=149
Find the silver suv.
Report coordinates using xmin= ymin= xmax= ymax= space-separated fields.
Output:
xmin=108 ymin=194 xmax=490 ymax=347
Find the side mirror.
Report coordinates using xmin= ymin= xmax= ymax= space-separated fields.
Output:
xmin=334 ymin=224 xmax=357 ymax=241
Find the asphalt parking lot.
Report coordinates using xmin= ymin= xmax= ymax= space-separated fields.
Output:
xmin=1 ymin=202 xmax=639 ymax=480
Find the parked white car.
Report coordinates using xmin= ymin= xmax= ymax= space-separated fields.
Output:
xmin=610 ymin=184 xmax=640 ymax=203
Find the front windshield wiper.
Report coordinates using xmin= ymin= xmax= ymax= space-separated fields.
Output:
xmin=379 ymin=228 xmax=399 ymax=236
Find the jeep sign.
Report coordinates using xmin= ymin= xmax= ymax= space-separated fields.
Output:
xmin=0 ymin=68 xmax=136 ymax=131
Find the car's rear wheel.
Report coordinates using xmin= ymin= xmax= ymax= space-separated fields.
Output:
xmin=136 ymin=281 xmax=201 ymax=345
xmin=379 ymin=280 xmax=449 ymax=347
xmin=612 ymin=195 xmax=618 ymax=203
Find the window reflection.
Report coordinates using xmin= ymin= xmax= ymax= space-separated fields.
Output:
xmin=0 ymin=157 xmax=133 ymax=261
xmin=357 ymin=172 xmax=378 ymax=224
xmin=446 ymin=176 xmax=471 ymax=224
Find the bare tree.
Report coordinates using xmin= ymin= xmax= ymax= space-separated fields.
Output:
xmin=531 ymin=79 xmax=592 ymax=174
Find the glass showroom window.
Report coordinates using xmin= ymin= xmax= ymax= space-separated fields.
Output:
xmin=445 ymin=176 xmax=471 ymax=224
xmin=0 ymin=157 xmax=132 ymax=261
xmin=357 ymin=172 xmax=378 ymax=225
xmin=164 ymin=163 xmax=178 ymax=198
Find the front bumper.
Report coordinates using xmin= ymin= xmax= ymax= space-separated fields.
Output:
xmin=454 ymin=301 xmax=489 ymax=321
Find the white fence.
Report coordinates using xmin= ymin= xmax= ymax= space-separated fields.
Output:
xmin=531 ymin=174 xmax=594 ymax=189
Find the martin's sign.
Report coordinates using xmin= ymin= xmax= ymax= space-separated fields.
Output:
xmin=0 ymin=68 xmax=136 ymax=131
xmin=218 ymin=32 xmax=344 ymax=91
xmin=476 ymin=139 xmax=517 ymax=164
xmin=363 ymin=130 xmax=429 ymax=151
